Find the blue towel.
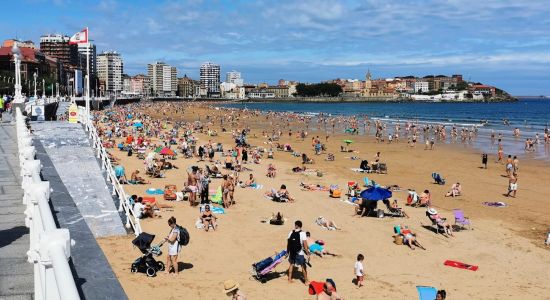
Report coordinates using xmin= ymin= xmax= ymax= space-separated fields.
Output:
xmin=146 ymin=188 xmax=164 ymax=195
xmin=211 ymin=206 xmax=225 ymax=214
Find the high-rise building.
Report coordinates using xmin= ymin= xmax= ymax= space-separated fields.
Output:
xmin=39 ymin=34 xmax=80 ymax=71
xmin=77 ymin=42 xmax=97 ymax=77
xmin=97 ymin=51 xmax=123 ymax=94
xmin=200 ymin=62 xmax=220 ymax=97
xmin=226 ymin=71 xmax=243 ymax=86
xmin=147 ymin=62 xmax=177 ymax=96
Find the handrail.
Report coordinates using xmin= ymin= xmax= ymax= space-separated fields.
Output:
xmin=78 ymin=108 xmax=142 ymax=235
xmin=15 ymin=108 xmax=80 ymax=300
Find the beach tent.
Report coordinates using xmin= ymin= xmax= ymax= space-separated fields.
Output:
xmin=133 ymin=122 xmax=143 ymax=128
xmin=154 ymin=146 xmax=164 ymax=153
xmin=416 ymin=286 xmax=437 ymax=300
xmin=360 ymin=186 xmax=392 ymax=201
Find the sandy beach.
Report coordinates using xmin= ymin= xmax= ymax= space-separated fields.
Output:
xmin=96 ymin=102 xmax=550 ymax=300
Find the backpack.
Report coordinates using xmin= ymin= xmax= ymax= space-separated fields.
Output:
xmin=287 ymin=230 xmax=302 ymax=256
xmin=176 ymin=225 xmax=190 ymax=246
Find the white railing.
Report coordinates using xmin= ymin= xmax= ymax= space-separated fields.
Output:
xmin=15 ymin=108 xmax=80 ymax=300
xmin=78 ymin=109 xmax=142 ymax=236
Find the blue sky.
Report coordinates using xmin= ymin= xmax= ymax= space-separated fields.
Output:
xmin=3 ymin=0 xmax=550 ymax=95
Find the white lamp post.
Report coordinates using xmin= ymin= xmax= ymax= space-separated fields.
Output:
xmin=33 ymin=72 xmax=37 ymax=98
xmin=12 ymin=43 xmax=24 ymax=103
xmin=42 ymin=79 xmax=45 ymax=98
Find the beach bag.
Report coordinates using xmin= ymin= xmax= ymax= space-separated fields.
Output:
xmin=394 ymin=235 xmax=403 ymax=245
xmin=177 ymin=225 xmax=190 ymax=246
xmin=308 ymin=281 xmax=325 ymax=295
xmin=330 ymin=189 xmax=341 ymax=198
xmin=287 ymin=230 xmax=302 ymax=257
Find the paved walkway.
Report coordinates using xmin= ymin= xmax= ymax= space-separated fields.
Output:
xmin=0 ymin=113 xmax=34 ymax=300
xmin=32 ymin=122 xmax=126 ymax=237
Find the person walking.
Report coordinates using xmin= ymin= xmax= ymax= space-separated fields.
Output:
xmin=164 ymin=217 xmax=181 ymax=275
xmin=506 ymin=173 xmax=518 ymax=198
xmin=0 ymin=95 xmax=4 ymax=123
xmin=286 ymin=220 xmax=309 ymax=284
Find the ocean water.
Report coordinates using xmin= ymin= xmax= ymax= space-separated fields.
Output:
xmin=220 ymin=98 xmax=550 ymax=160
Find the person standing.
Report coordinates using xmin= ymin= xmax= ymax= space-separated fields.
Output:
xmin=0 ymin=95 xmax=4 ymax=123
xmin=164 ymin=217 xmax=180 ymax=275
xmin=286 ymin=220 xmax=309 ymax=284
xmin=354 ymin=254 xmax=365 ymax=287
xmin=481 ymin=153 xmax=488 ymax=169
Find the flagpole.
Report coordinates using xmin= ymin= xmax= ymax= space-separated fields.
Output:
xmin=85 ymin=27 xmax=90 ymax=125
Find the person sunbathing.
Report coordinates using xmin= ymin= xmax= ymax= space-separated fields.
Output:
xmin=306 ymin=232 xmax=338 ymax=258
xmin=418 ymin=190 xmax=431 ymax=206
xmin=266 ymin=163 xmax=277 ymax=178
xmin=200 ymin=205 xmax=217 ymax=232
xmin=427 ymin=207 xmax=454 ymax=236
xmin=242 ymin=174 xmax=257 ymax=188
xmin=315 ymin=216 xmax=340 ymax=230
xmin=389 ymin=200 xmax=410 ymax=218
xmin=269 ymin=212 xmax=285 ymax=225
xmin=265 ymin=184 xmax=294 ymax=202
xmin=445 ymin=183 xmax=461 ymax=197
xmin=399 ymin=226 xmax=425 ymax=250
xmin=130 ymin=170 xmax=150 ymax=184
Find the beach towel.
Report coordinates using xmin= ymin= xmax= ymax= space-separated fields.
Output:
xmin=341 ymin=197 xmax=360 ymax=206
xmin=416 ymin=286 xmax=437 ymax=300
xmin=252 ymin=184 xmax=264 ymax=190
xmin=146 ymin=188 xmax=164 ymax=195
xmin=444 ymin=260 xmax=478 ymax=271
xmin=482 ymin=201 xmax=508 ymax=207
xmin=351 ymin=168 xmax=366 ymax=173
xmin=211 ymin=206 xmax=225 ymax=214
xmin=211 ymin=187 xmax=223 ymax=204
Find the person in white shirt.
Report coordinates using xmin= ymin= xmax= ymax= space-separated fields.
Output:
xmin=286 ymin=220 xmax=310 ymax=284
xmin=354 ymin=254 xmax=365 ymax=287
xmin=164 ymin=217 xmax=180 ymax=275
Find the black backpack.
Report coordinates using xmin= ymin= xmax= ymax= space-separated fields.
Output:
xmin=287 ymin=230 xmax=302 ymax=256
xmin=176 ymin=225 xmax=190 ymax=246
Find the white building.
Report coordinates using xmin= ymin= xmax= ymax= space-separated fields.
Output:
xmin=226 ymin=71 xmax=243 ymax=86
xmin=97 ymin=51 xmax=123 ymax=94
xmin=414 ymin=81 xmax=429 ymax=93
xmin=147 ymin=62 xmax=177 ymax=97
xmin=220 ymin=82 xmax=245 ymax=99
xmin=200 ymin=62 xmax=221 ymax=97
xmin=77 ymin=42 xmax=97 ymax=77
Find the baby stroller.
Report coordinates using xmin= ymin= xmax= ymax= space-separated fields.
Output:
xmin=131 ymin=232 xmax=165 ymax=277
xmin=251 ymin=250 xmax=287 ymax=283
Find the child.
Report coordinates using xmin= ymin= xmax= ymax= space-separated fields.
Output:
xmin=354 ymin=254 xmax=365 ymax=287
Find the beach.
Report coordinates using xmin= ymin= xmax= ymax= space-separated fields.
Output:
xmin=96 ymin=102 xmax=550 ymax=300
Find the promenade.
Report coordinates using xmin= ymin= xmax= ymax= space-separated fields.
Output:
xmin=0 ymin=113 xmax=33 ymax=300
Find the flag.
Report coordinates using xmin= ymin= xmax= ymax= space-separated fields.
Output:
xmin=69 ymin=28 xmax=88 ymax=44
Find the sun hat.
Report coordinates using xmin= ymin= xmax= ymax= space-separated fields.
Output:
xmin=223 ymin=280 xmax=239 ymax=294
xmin=427 ymin=207 xmax=438 ymax=215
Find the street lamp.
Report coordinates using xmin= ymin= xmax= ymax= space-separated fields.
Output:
xmin=33 ymin=72 xmax=37 ymax=98
xmin=42 ymin=78 xmax=45 ymax=98
xmin=11 ymin=42 xmax=24 ymax=103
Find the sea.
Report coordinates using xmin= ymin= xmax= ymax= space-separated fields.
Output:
xmin=220 ymin=98 xmax=550 ymax=160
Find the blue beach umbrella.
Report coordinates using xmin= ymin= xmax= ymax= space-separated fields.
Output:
xmin=133 ymin=122 xmax=143 ymax=128
xmin=360 ymin=186 xmax=392 ymax=201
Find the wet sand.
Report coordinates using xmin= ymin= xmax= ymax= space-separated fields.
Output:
xmin=97 ymin=103 xmax=550 ymax=300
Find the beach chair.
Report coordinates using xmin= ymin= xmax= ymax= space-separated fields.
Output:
xmin=453 ymin=209 xmax=472 ymax=230
xmin=425 ymin=211 xmax=445 ymax=234
xmin=416 ymin=286 xmax=437 ymax=300
xmin=432 ymin=172 xmax=446 ymax=185
xmin=406 ymin=190 xmax=419 ymax=206
xmin=383 ymin=200 xmax=405 ymax=218
xmin=164 ymin=184 xmax=177 ymax=201
xmin=210 ymin=186 xmax=223 ymax=204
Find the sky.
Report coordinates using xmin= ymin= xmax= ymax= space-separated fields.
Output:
xmin=2 ymin=0 xmax=550 ymax=95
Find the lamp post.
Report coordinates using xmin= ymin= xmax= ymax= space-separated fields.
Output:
xmin=12 ymin=42 xmax=24 ymax=103
xmin=42 ymin=79 xmax=45 ymax=98
xmin=33 ymin=72 xmax=37 ymax=98
xmin=56 ymin=83 xmax=59 ymax=98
